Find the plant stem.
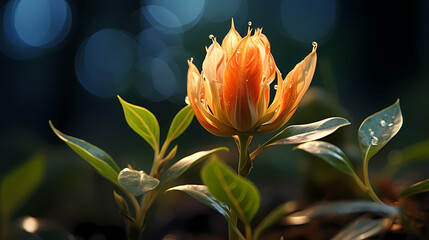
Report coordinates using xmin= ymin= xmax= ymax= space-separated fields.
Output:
xmin=228 ymin=211 xmax=239 ymax=240
xmin=363 ymin=149 xmax=384 ymax=204
xmin=245 ymin=224 xmax=252 ymax=240
xmin=228 ymin=134 xmax=252 ymax=240
xmin=238 ymin=134 xmax=251 ymax=177
xmin=351 ymin=174 xmax=369 ymax=194
xmin=249 ymin=145 xmax=265 ymax=160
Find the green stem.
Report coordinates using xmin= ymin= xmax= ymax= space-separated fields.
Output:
xmin=238 ymin=134 xmax=251 ymax=177
xmin=245 ymin=224 xmax=252 ymax=240
xmin=121 ymin=188 xmax=140 ymax=213
xmin=249 ymin=145 xmax=265 ymax=160
xmin=363 ymin=149 xmax=384 ymax=204
xmin=131 ymin=143 xmax=165 ymax=239
xmin=228 ymin=210 xmax=239 ymax=240
xmin=228 ymin=134 xmax=252 ymax=240
xmin=351 ymin=174 xmax=369 ymax=194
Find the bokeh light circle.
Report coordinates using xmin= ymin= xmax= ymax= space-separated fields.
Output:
xmin=75 ymin=29 xmax=138 ymax=97
xmin=0 ymin=0 xmax=72 ymax=59
xmin=135 ymin=26 xmax=187 ymax=103
xmin=135 ymin=56 xmax=181 ymax=102
xmin=141 ymin=0 xmax=205 ymax=33
xmin=136 ymin=27 xmax=183 ymax=58
xmin=280 ymin=0 xmax=336 ymax=43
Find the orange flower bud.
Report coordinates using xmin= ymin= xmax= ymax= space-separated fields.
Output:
xmin=187 ymin=21 xmax=317 ymax=137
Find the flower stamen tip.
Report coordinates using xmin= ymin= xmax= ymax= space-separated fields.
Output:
xmin=312 ymin=42 xmax=318 ymax=51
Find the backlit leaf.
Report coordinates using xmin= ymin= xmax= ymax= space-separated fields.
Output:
xmin=158 ymin=147 xmax=228 ymax=189
xmin=0 ymin=154 xmax=45 ymax=220
xmin=166 ymin=105 xmax=194 ymax=142
xmin=167 ymin=184 xmax=245 ymax=240
xmin=332 ymin=215 xmax=392 ymax=240
xmin=118 ymin=168 xmax=160 ymax=196
xmin=358 ymin=100 xmax=402 ymax=162
xmin=50 ymin=121 xmax=120 ymax=184
xmin=264 ymin=117 xmax=350 ymax=146
xmin=159 ymin=147 xmax=228 ymax=189
xmin=294 ymin=141 xmax=355 ymax=176
xmin=118 ymin=96 xmax=160 ymax=151
xmin=201 ymin=157 xmax=260 ymax=224
xmin=287 ymin=201 xmax=398 ymax=222
xmin=399 ymin=178 xmax=429 ymax=201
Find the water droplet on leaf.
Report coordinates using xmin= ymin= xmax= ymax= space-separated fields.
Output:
xmin=380 ymin=119 xmax=386 ymax=127
xmin=371 ymin=136 xmax=379 ymax=145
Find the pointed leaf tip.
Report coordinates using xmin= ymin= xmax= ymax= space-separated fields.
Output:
xmin=295 ymin=141 xmax=356 ymax=176
xmin=49 ymin=121 xmax=120 ymax=184
xmin=358 ymin=100 xmax=403 ymax=162
xmin=166 ymin=105 xmax=194 ymax=142
xmin=118 ymin=96 xmax=160 ymax=151
xmin=159 ymin=147 xmax=229 ymax=189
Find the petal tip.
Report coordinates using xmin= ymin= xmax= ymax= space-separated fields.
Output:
xmin=312 ymin=42 xmax=318 ymax=51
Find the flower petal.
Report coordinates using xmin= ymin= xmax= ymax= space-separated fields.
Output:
xmin=203 ymin=40 xmax=225 ymax=85
xmin=260 ymin=42 xmax=317 ymax=133
xmin=222 ymin=35 xmax=264 ymax=132
xmin=251 ymin=29 xmax=276 ymax=86
xmin=187 ymin=60 xmax=234 ymax=137
xmin=221 ymin=19 xmax=242 ymax=62
xmin=202 ymin=40 xmax=227 ymax=118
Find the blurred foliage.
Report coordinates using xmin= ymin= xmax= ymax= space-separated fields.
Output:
xmin=1 ymin=0 xmax=428 ymax=239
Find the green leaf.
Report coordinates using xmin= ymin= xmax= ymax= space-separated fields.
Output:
xmin=113 ymin=191 xmax=133 ymax=222
xmin=332 ymin=215 xmax=392 ymax=240
xmin=50 ymin=121 xmax=120 ymax=184
xmin=294 ymin=141 xmax=356 ymax=176
xmin=118 ymin=168 xmax=160 ymax=196
xmin=201 ymin=157 xmax=260 ymax=224
xmin=167 ymin=184 xmax=245 ymax=240
xmin=263 ymin=117 xmax=350 ymax=146
xmin=399 ymin=178 xmax=429 ymax=201
xmin=286 ymin=201 xmax=398 ymax=223
xmin=166 ymin=105 xmax=194 ymax=142
xmin=158 ymin=147 xmax=228 ymax=189
xmin=253 ymin=201 xmax=298 ymax=240
xmin=0 ymin=154 xmax=45 ymax=220
xmin=358 ymin=99 xmax=402 ymax=161
xmin=118 ymin=96 xmax=160 ymax=151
